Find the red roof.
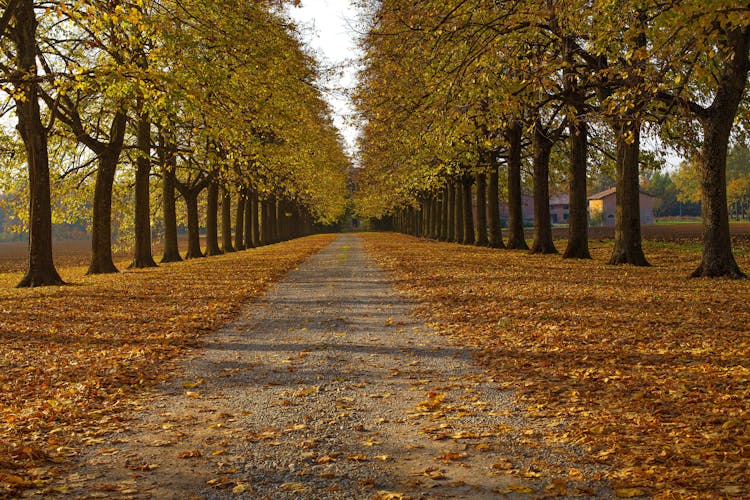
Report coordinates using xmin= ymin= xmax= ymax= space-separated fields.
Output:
xmin=587 ymin=187 xmax=656 ymax=200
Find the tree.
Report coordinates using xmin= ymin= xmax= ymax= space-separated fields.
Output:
xmin=655 ymin=5 xmax=749 ymax=277
xmin=4 ymin=0 xmax=64 ymax=286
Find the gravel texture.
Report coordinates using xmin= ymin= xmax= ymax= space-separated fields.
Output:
xmin=53 ymin=234 xmax=612 ymax=499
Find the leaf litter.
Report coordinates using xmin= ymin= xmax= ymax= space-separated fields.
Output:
xmin=363 ymin=232 xmax=750 ymax=498
xmin=0 ymin=234 xmax=336 ymax=495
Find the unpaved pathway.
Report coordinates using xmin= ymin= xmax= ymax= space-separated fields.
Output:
xmin=56 ymin=234 xmax=609 ymax=498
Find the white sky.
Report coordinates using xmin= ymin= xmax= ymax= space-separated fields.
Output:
xmin=287 ymin=0 xmax=363 ymax=156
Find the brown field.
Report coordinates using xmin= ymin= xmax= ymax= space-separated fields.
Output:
xmin=3 ymin=223 xmax=750 ymax=276
xmin=0 ymin=236 xmax=198 ymax=275
xmin=550 ymin=221 xmax=750 ymax=242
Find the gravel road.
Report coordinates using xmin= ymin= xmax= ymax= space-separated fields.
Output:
xmin=56 ymin=234 xmax=610 ymax=499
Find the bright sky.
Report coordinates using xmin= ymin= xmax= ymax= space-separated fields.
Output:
xmin=287 ymin=0 xmax=363 ymax=156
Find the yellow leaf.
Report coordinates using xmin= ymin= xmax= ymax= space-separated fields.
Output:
xmin=232 ymin=482 xmax=250 ymax=493
xmin=280 ymin=482 xmax=307 ymax=492
xmin=182 ymin=379 xmax=204 ymax=389
xmin=373 ymin=491 xmax=406 ymax=500
xmin=615 ymin=488 xmax=646 ymax=498
xmin=508 ymin=484 xmax=535 ymax=494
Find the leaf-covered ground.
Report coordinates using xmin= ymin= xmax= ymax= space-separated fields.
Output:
xmin=362 ymin=233 xmax=749 ymax=498
xmin=0 ymin=234 xmax=336 ymax=494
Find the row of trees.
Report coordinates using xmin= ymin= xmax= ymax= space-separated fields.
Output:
xmin=647 ymin=143 xmax=750 ymax=219
xmin=353 ymin=0 xmax=749 ymax=277
xmin=0 ymin=0 xmax=349 ymax=287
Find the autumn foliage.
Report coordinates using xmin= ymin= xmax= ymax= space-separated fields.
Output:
xmin=0 ymin=234 xmax=335 ymax=494
xmin=363 ymin=232 xmax=749 ymax=497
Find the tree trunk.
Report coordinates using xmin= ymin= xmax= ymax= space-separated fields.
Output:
xmin=475 ymin=170 xmax=488 ymax=246
xmin=160 ymin=158 xmax=182 ymax=263
xmin=563 ymin=118 xmax=592 ymax=259
xmin=271 ymin=197 xmax=280 ymax=243
xmin=506 ymin=121 xmax=528 ymax=250
xmin=250 ymin=189 xmax=260 ymax=247
xmin=235 ymin=191 xmax=246 ymax=250
xmin=87 ymin=110 xmax=127 ymax=274
xmin=431 ymin=195 xmax=439 ymax=239
xmin=440 ymin=188 xmax=448 ymax=241
xmin=487 ymin=158 xmax=505 ymax=248
xmin=244 ymin=188 xmax=254 ymax=248
xmin=462 ymin=175 xmax=475 ymax=244
xmin=130 ymin=110 xmax=157 ymax=268
xmin=454 ymin=179 xmax=464 ymax=242
xmin=13 ymin=0 xmax=64 ymax=287
xmin=183 ymin=191 xmax=203 ymax=259
xmin=691 ymin=27 xmax=749 ymax=278
xmin=609 ymin=120 xmax=649 ymax=266
xmin=694 ymin=121 xmax=745 ymax=277
xmin=205 ymin=180 xmax=222 ymax=256
xmin=447 ymin=182 xmax=456 ymax=242
xmin=562 ymin=37 xmax=591 ymax=260
xmin=87 ymin=151 xmax=120 ymax=274
xmin=221 ymin=186 xmax=234 ymax=252
xmin=260 ymin=199 xmax=269 ymax=245
xmin=530 ymin=120 xmax=558 ymax=254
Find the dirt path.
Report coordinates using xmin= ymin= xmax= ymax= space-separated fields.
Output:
xmin=55 ymin=234 xmax=609 ymax=498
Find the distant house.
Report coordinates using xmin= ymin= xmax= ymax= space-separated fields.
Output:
xmin=495 ymin=193 xmax=569 ymax=226
xmin=588 ymin=187 xmax=657 ymax=226
xmin=498 ymin=194 xmax=534 ymax=225
xmin=549 ymin=193 xmax=570 ymax=224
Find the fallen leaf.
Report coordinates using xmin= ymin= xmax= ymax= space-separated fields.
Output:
xmin=615 ymin=488 xmax=646 ymax=498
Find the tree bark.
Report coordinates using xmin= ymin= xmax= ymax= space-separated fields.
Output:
xmin=235 ymin=191 xmax=246 ymax=250
xmin=173 ymin=174 xmax=209 ymax=260
xmin=182 ymin=190 xmax=203 ymax=259
xmin=475 ymin=170 xmax=488 ymax=246
xmin=244 ymin=187 xmax=254 ymax=248
xmin=447 ymin=183 xmax=456 ymax=242
xmin=160 ymin=150 xmax=182 ymax=263
xmin=487 ymin=158 xmax=505 ymax=248
xmin=87 ymin=111 xmax=127 ymax=275
xmin=221 ymin=186 xmax=234 ymax=252
xmin=258 ymin=199 xmax=267 ymax=245
xmin=205 ymin=180 xmax=222 ymax=256
xmin=506 ymin=121 xmax=528 ymax=250
xmin=562 ymin=37 xmax=591 ymax=259
xmin=441 ymin=188 xmax=449 ymax=241
xmin=454 ymin=179 xmax=464 ymax=243
xmin=462 ymin=175 xmax=475 ymax=244
xmin=609 ymin=120 xmax=649 ymax=266
xmin=87 ymin=151 xmax=120 ymax=274
xmin=431 ymin=195 xmax=439 ymax=239
xmin=563 ymin=117 xmax=592 ymax=259
xmin=13 ymin=0 xmax=64 ymax=287
xmin=530 ymin=120 xmax=558 ymax=254
xmin=691 ymin=27 xmax=749 ymax=278
xmin=130 ymin=110 xmax=157 ymax=268
xmin=268 ymin=196 xmax=279 ymax=243
xmin=250 ymin=189 xmax=260 ymax=247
